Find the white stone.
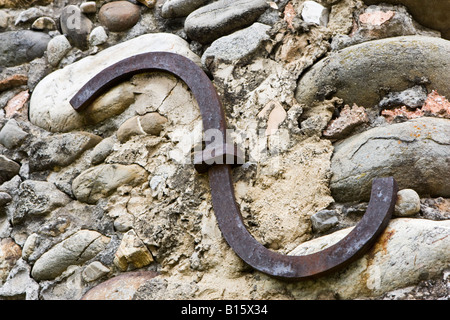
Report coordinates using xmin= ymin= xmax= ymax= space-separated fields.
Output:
xmin=30 ymin=33 xmax=201 ymax=133
xmin=288 ymin=218 xmax=450 ymax=299
xmin=394 ymin=189 xmax=421 ymax=216
xmin=89 ymin=26 xmax=108 ymax=46
xmin=0 ymin=259 xmax=39 ymax=300
xmin=301 ymin=1 xmax=329 ymax=27
xmin=46 ymin=35 xmax=72 ymax=67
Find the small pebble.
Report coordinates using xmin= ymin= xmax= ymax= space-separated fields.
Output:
xmin=301 ymin=1 xmax=329 ymax=27
xmin=46 ymin=35 xmax=72 ymax=67
xmin=31 ymin=16 xmax=56 ymax=30
xmin=311 ymin=209 xmax=339 ymax=233
xmin=395 ymin=189 xmax=421 ymax=216
xmin=80 ymin=1 xmax=97 ymax=14
xmin=89 ymin=26 xmax=108 ymax=46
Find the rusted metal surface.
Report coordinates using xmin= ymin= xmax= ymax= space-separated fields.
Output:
xmin=209 ymin=168 xmax=397 ymax=280
xmin=194 ymin=142 xmax=245 ymax=174
xmin=70 ymin=52 xmax=228 ymax=138
xmin=70 ymin=52 xmax=398 ymax=280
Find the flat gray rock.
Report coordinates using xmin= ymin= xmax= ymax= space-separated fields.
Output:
xmin=295 ymin=36 xmax=450 ymax=108
xmin=330 ymin=117 xmax=450 ymax=202
xmin=201 ymin=22 xmax=271 ymax=68
xmin=184 ymin=0 xmax=269 ymax=44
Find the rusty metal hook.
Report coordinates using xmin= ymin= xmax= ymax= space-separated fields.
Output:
xmin=70 ymin=52 xmax=398 ymax=280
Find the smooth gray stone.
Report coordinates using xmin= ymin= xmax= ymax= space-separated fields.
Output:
xmin=295 ymin=36 xmax=450 ymax=108
xmin=0 ymin=31 xmax=51 ymax=67
xmin=330 ymin=117 xmax=450 ymax=202
xmin=161 ymin=0 xmax=209 ymax=19
xmin=184 ymin=0 xmax=269 ymax=44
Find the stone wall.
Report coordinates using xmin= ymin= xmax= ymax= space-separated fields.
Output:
xmin=0 ymin=0 xmax=449 ymax=300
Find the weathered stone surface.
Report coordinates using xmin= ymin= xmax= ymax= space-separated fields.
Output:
xmin=0 ymin=31 xmax=51 ymax=67
xmin=0 ymin=74 xmax=28 ymax=92
xmin=82 ymin=261 xmax=110 ymax=282
xmin=331 ymin=4 xmax=441 ymax=50
xmin=161 ymin=0 xmax=209 ymax=19
xmin=288 ymin=218 xmax=450 ymax=299
xmin=80 ymin=1 xmax=97 ymax=14
xmin=113 ymin=229 xmax=153 ymax=271
xmin=29 ymin=33 xmax=201 ymax=133
xmin=98 ymin=1 xmax=141 ymax=32
xmin=60 ymin=5 xmax=93 ymax=50
xmin=0 ymin=10 xmax=8 ymax=29
xmin=363 ymin=0 xmax=450 ymax=39
xmin=0 ymin=192 xmax=11 ymax=208
xmin=72 ymin=164 xmax=148 ymax=204
xmin=81 ymin=271 xmax=159 ymax=300
xmin=296 ymin=36 xmax=450 ymax=108
xmin=31 ymin=16 xmax=56 ymax=30
xmin=310 ymin=209 xmax=339 ymax=233
xmin=14 ymin=180 xmax=71 ymax=223
xmin=4 ymin=90 xmax=29 ymax=118
xmin=184 ymin=0 xmax=269 ymax=44
xmin=0 ymin=238 xmax=21 ymax=285
xmin=31 ymin=230 xmax=110 ymax=281
xmin=381 ymin=90 xmax=450 ymax=122
xmin=137 ymin=0 xmax=156 ymax=8
xmin=330 ymin=117 xmax=450 ymax=202
xmin=422 ymin=90 xmax=450 ymax=118
xmin=201 ymin=22 xmax=271 ymax=68
xmin=139 ymin=112 xmax=168 ymax=135
xmin=395 ymin=189 xmax=421 ymax=217
xmin=379 ymin=85 xmax=428 ymax=109
xmin=89 ymin=26 xmax=108 ymax=46
xmin=90 ymin=136 xmax=116 ymax=165
xmin=117 ymin=113 xmax=167 ymax=143
xmin=0 ymin=155 xmax=20 ymax=185
xmin=0 ymin=259 xmax=39 ymax=300
xmin=46 ymin=35 xmax=72 ymax=67
xmin=0 ymin=0 xmax=52 ymax=8
xmin=323 ymin=104 xmax=368 ymax=139
xmin=0 ymin=119 xmax=29 ymax=149
xmin=28 ymin=132 xmax=102 ymax=172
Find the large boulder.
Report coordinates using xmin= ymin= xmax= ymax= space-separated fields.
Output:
xmin=184 ymin=0 xmax=269 ymax=44
xmin=295 ymin=36 xmax=450 ymax=108
xmin=29 ymin=33 xmax=201 ymax=133
xmin=330 ymin=117 xmax=450 ymax=203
